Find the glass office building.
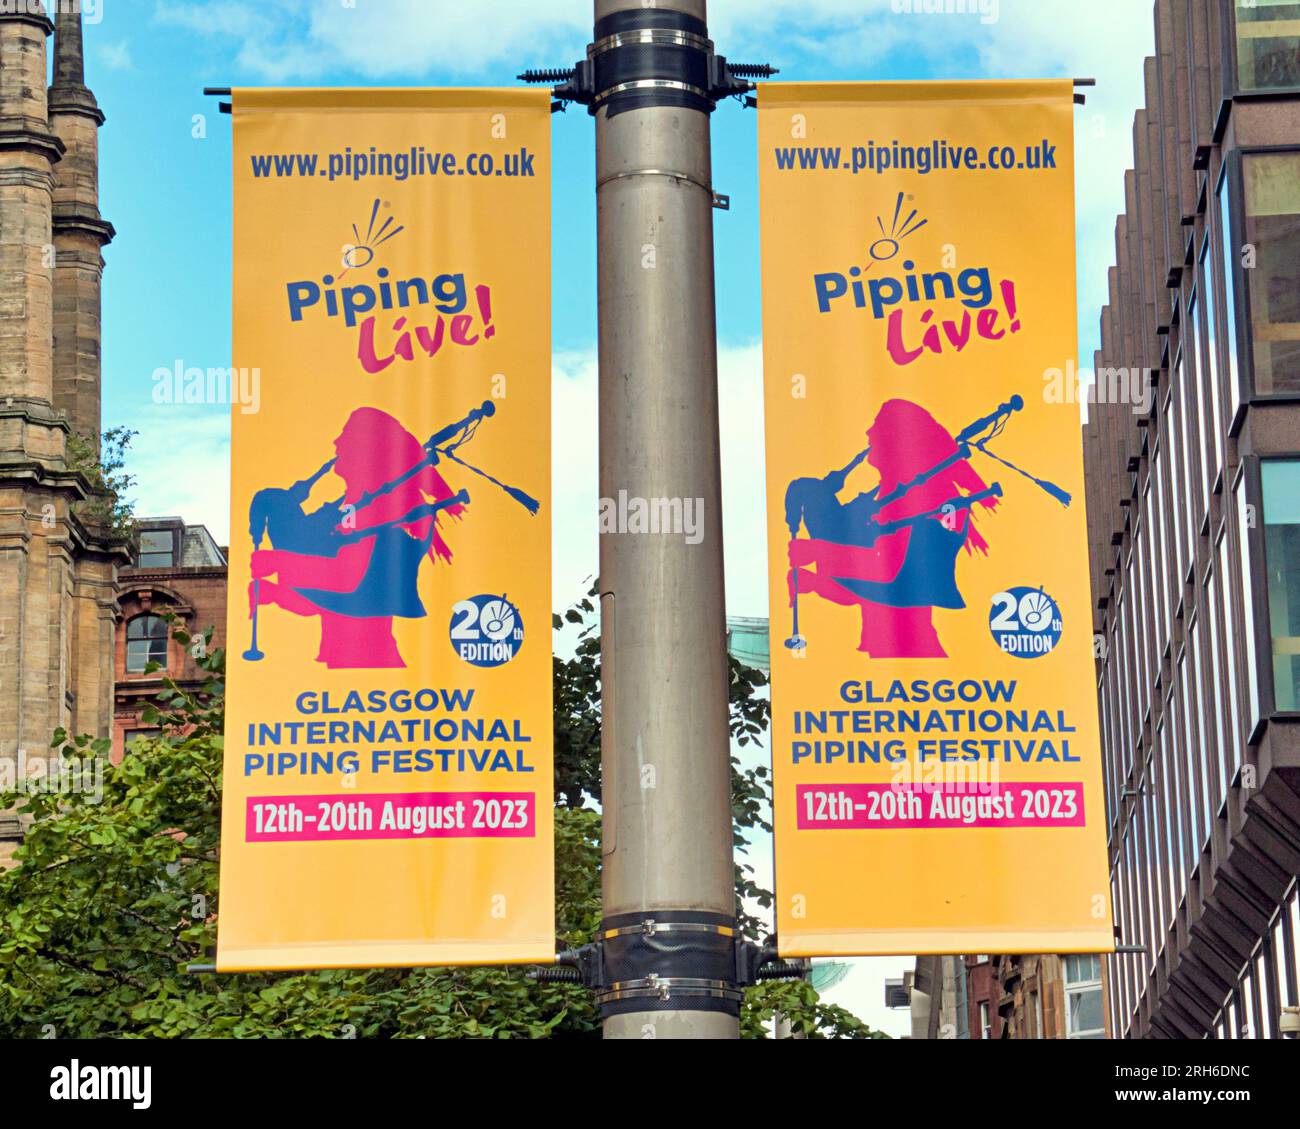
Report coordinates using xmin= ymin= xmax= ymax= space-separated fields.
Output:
xmin=1084 ymin=0 xmax=1300 ymax=1038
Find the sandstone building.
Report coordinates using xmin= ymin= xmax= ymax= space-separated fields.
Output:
xmin=0 ymin=4 xmax=123 ymax=852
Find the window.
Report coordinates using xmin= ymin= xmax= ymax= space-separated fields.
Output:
xmin=1151 ymin=450 xmax=1169 ymax=648
xmin=1176 ymin=349 xmax=1201 ymax=562
xmin=1194 ymin=601 xmax=1223 ymax=815
xmin=1207 ymin=568 xmax=1230 ymax=809
xmin=1180 ymin=660 xmax=1196 ymax=874
xmin=1118 ymin=596 xmax=1133 ymax=776
xmin=1182 ymin=629 xmax=1210 ymax=857
xmin=1189 ymin=294 xmax=1213 ymax=516
xmin=1160 ymin=722 xmax=1183 ymax=922
xmin=1131 ymin=797 xmax=1149 ymax=961
xmin=1123 ymin=836 xmax=1138 ymax=1016
xmin=1201 ymin=241 xmax=1226 ymax=486
xmin=1064 ymin=954 xmax=1105 ymax=1039
xmin=1026 ymin=990 xmax=1040 ymax=1039
xmin=1243 ymin=153 xmax=1300 ymax=395
xmin=1167 ymin=380 xmax=1188 ymax=584
xmin=1237 ymin=476 xmax=1264 ymax=732
xmin=1287 ymin=889 xmax=1300 ymax=1009
xmin=978 ymin=1001 xmax=991 ymax=1040
xmin=1253 ymin=951 xmax=1270 ymax=1039
xmin=1263 ymin=460 xmax=1300 ymax=709
xmin=1170 ymin=710 xmax=1187 ymax=896
xmin=1234 ymin=1 xmax=1300 ymax=92
xmin=1134 ymin=530 xmax=1150 ymax=717
xmin=1217 ymin=170 xmax=1243 ymax=422
xmin=1101 ymin=684 xmax=1115 ymax=829
xmin=1267 ymin=895 xmax=1292 ymax=1021
xmin=1143 ymin=767 xmax=1161 ymax=962
xmin=1219 ymin=534 xmax=1244 ymax=778
xmin=1107 ymin=926 xmax=1122 ymax=1037
xmin=126 ymin=728 xmax=162 ymax=749
xmin=138 ymin=529 xmax=175 ymax=569
xmin=125 ymin=615 xmax=168 ymax=674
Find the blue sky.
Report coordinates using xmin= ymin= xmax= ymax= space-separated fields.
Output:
xmin=85 ymin=0 xmax=1157 ymax=1035
xmin=94 ymin=2 xmax=1155 ymax=603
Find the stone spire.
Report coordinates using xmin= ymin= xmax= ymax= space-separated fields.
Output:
xmin=49 ymin=2 xmax=114 ymax=448
xmin=45 ymin=3 xmax=123 ymax=750
xmin=50 ymin=5 xmax=98 ymax=113
xmin=54 ymin=4 xmax=85 ymax=84
xmin=0 ymin=3 xmax=73 ymax=842
xmin=0 ymin=3 xmax=63 ymax=408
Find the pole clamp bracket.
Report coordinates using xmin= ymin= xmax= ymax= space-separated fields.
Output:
xmin=519 ymin=9 xmax=776 ymax=117
xmin=596 ymin=975 xmax=745 ymax=1007
xmin=533 ymin=916 xmax=798 ymax=1018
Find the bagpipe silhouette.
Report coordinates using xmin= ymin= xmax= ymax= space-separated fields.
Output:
xmin=243 ymin=400 xmax=539 ymax=662
xmin=782 ymin=394 xmax=1070 ymax=651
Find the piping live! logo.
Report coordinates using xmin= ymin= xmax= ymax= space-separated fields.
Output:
xmin=283 ymin=200 xmax=498 ymax=376
xmin=812 ymin=194 xmax=1023 ymax=368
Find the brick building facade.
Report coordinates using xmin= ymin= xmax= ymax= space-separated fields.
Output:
xmin=994 ymin=953 xmax=1107 ymax=1039
xmin=113 ymin=517 xmax=227 ymax=758
xmin=913 ymin=953 xmax=1107 ymax=1038
xmin=965 ymin=956 xmax=1002 ymax=1039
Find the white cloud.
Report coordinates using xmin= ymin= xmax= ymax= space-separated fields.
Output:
xmin=551 ymin=348 xmax=599 ymax=613
xmin=164 ymin=1 xmax=896 ymax=83
xmin=154 ymin=0 xmax=589 ymax=81
xmin=152 ymin=0 xmax=1151 ymax=93
xmin=96 ymin=39 xmax=133 ymax=71
xmin=827 ymin=956 xmax=916 ymax=1037
xmin=150 ymin=0 xmax=1153 ymax=351
xmin=123 ymin=406 xmax=231 ymax=543
xmin=152 ymin=0 xmax=1154 ymax=348
xmin=718 ymin=342 xmax=769 ymax=619
xmin=551 ymin=342 xmax=771 ymax=619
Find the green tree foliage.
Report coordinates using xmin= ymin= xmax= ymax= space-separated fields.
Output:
xmin=65 ymin=426 xmax=138 ymax=541
xmin=0 ymin=604 xmax=883 ymax=1039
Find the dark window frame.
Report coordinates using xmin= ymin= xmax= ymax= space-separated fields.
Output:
xmin=1244 ymin=455 xmax=1300 ymax=722
xmin=1225 ymin=146 xmax=1300 ymax=407
xmin=137 ymin=527 xmax=179 ymax=569
xmin=1222 ymin=0 xmax=1300 ymax=98
xmin=125 ymin=613 xmax=169 ymax=675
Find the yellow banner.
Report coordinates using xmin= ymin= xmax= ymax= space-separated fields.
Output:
xmin=219 ymin=88 xmax=553 ymax=970
xmin=759 ymin=81 xmax=1113 ymax=956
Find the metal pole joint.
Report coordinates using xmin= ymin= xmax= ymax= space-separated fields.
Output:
xmin=518 ymin=7 xmax=774 ymax=116
xmin=532 ymin=924 xmax=799 ymax=1021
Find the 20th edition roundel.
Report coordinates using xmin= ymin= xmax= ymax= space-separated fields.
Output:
xmin=988 ymin=586 xmax=1062 ymax=659
xmin=449 ymin=593 xmax=525 ymax=668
